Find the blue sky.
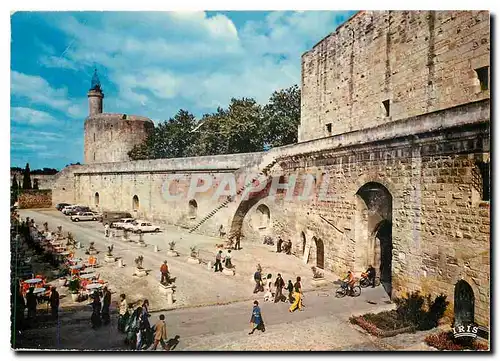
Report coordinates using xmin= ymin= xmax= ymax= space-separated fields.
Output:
xmin=10 ymin=10 xmax=356 ymax=170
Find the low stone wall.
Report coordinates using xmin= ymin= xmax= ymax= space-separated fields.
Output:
xmin=18 ymin=189 xmax=52 ymax=209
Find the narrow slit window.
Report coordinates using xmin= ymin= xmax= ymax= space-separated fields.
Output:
xmin=475 ymin=67 xmax=489 ymax=91
xmin=382 ymin=100 xmax=390 ymax=117
xmin=478 ymin=161 xmax=490 ymax=201
xmin=326 ymin=123 xmax=332 ymax=135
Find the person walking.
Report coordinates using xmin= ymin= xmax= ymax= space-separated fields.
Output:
xmin=224 ymin=250 xmax=233 ymax=268
xmin=118 ymin=293 xmax=129 ymax=332
xmin=276 ymin=237 xmax=283 ymax=253
xmin=104 ymin=223 xmax=110 ymax=237
xmin=286 ymin=280 xmax=294 ymax=304
xmin=253 ymin=268 xmax=264 ymax=293
xmin=263 ymin=274 xmax=273 ymax=302
xmin=160 ymin=261 xmax=169 ymax=284
xmin=289 ymin=277 xmax=303 ymax=312
xmin=151 ymin=314 xmax=168 ymax=350
xmin=234 ymin=233 xmax=241 ymax=250
xmin=274 ymin=274 xmax=285 ymax=303
xmin=49 ymin=287 xmax=59 ymax=320
xmin=101 ymin=286 xmax=111 ymax=325
xmin=90 ymin=291 xmax=102 ymax=329
xmin=248 ymin=300 xmax=265 ymax=334
xmin=214 ymin=250 xmax=223 ymax=272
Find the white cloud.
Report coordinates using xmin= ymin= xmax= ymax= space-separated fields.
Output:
xmin=11 ymin=107 xmax=57 ymax=125
xmin=11 ymin=71 xmax=86 ymax=118
xmin=37 ymin=11 xmax=354 ymax=117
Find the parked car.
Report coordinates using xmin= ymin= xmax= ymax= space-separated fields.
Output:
xmin=62 ymin=205 xmax=79 ymax=215
xmin=101 ymin=211 xmax=133 ymax=226
xmin=56 ymin=203 xmax=71 ymax=211
xmin=67 ymin=206 xmax=91 ymax=216
xmin=112 ymin=218 xmax=136 ymax=229
xmin=71 ymin=212 xmax=99 ymax=222
xmin=122 ymin=220 xmax=139 ymax=232
xmin=130 ymin=221 xmax=160 ymax=234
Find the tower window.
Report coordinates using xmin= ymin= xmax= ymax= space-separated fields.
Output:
xmin=93 ymin=133 xmax=96 ymax=142
xmin=475 ymin=66 xmax=489 ymax=91
xmin=326 ymin=123 xmax=332 ymax=135
xmin=93 ymin=152 xmax=96 ymax=161
xmin=382 ymin=100 xmax=390 ymax=117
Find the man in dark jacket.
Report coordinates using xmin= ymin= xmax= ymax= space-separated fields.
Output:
xmin=274 ymin=273 xmax=285 ymax=303
xmin=101 ymin=286 xmax=111 ymax=325
xmin=49 ymin=287 xmax=60 ymax=320
xmin=366 ymin=265 xmax=376 ymax=288
xmin=253 ymin=269 xmax=264 ymax=293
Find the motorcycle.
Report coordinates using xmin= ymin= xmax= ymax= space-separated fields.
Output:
xmin=359 ymin=273 xmax=381 ymax=288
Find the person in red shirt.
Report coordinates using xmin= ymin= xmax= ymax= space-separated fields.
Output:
xmin=160 ymin=261 xmax=169 ymax=284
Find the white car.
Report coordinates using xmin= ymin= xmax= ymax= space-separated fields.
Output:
xmin=122 ymin=221 xmax=139 ymax=232
xmin=63 ymin=205 xmax=86 ymax=215
xmin=130 ymin=221 xmax=160 ymax=233
xmin=112 ymin=218 xmax=136 ymax=229
xmin=71 ymin=212 xmax=99 ymax=222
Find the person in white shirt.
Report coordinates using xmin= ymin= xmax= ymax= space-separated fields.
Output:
xmin=263 ymin=274 xmax=274 ymax=302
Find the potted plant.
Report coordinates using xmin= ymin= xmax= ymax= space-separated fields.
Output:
xmin=57 ymin=225 xmax=63 ymax=236
xmin=66 ymin=232 xmax=75 ymax=247
xmin=137 ymin=232 xmax=146 ymax=246
xmin=85 ymin=241 xmax=97 ymax=255
xmin=187 ymin=246 xmax=200 ymax=264
xmin=68 ymin=278 xmax=81 ymax=302
xmin=134 ymin=255 xmax=147 ymax=277
xmin=105 ymin=245 xmax=115 ymax=263
xmin=43 ymin=222 xmax=49 ymax=233
xmin=167 ymin=241 xmax=179 ymax=257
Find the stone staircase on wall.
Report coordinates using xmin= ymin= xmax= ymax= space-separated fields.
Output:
xmin=188 ymin=158 xmax=278 ymax=234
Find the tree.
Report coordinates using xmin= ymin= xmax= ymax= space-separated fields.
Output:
xmin=11 ymin=174 xmax=19 ymax=190
xmin=129 ymin=109 xmax=199 ymax=160
xmin=22 ymin=163 xmax=32 ymax=189
xmin=11 ymin=174 xmax=19 ymax=203
xmin=261 ymin=84 xmax=301 ymax=148
xmin=33 ymin=179 xmax=39 ymax=190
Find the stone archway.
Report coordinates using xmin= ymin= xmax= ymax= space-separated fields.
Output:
xmin=188 ymin=199 xmax=198 ymax=218
xmin=94 ymin=192 xmax=100 ymax=207
xmin=315 ymin=237 xmax=325 ymax=269
xmin=132 ymin=195 xmax=139 ymax=211
xmin=255 ymin=204 xmax=270 ymax=229
xmin=301 ymin=231 xmax=306 ymax=256
xmin=355 ymin=182 xmax=393 ymax=297
xmin=454 ymin=280 xmax=475 ymax=326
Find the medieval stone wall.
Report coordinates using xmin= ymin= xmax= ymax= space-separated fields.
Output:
xmin=84 ymin=113 xmax=154 ymax=164
xmin=299 ymin=10 xmax=490 ymax=142
xmin=10 ymin=172 xmax=56 ymax=190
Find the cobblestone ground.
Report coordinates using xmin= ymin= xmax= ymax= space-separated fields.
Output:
xmin=15 ymin=209 xmax=438 ymax=351
xmin=19 ymin=209 xmax=343 ymax=311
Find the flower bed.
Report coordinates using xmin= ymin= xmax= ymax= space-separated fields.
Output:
xmin=425 ymin=331 xmax=489 ymax=351
xmin=350 ymin=310 xmax=415 ymax=337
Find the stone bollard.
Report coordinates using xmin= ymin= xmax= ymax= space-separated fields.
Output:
xmin=207 ymin=261 xmax=212 ymax=270
xmin=76 ymin=242 xmax=81 ymax=249
xmin=154 ymin=245 xmax=158 ymax=252
xmin=117 ymin=259 xmax=123 ymax=268
xmin=166 ymin=288 xmax=174 ymax=305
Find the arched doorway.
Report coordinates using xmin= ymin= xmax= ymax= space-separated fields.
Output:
xmin=188 ymin=199 xmax=198 ymax=218
xmin=301 ymin=232 xmax=306 ymax=256
xmin=355 ymin=182 xmax=393 ymax=297
xmin=132 ymin=195 xmax=139 ymax=211
xmin=94 ymin=192 xmax=100 ymax=207
xmin=255 ymin=204 xmax=270 ymax=229
xmin=454 ymin=280 xmax=475 ymax=326
xmin=315 ymin=238 xmax=325 ymax=269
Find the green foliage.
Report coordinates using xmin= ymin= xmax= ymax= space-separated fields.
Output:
xmin=22 ymin=163 xmax=32 ymax=189
xmin=394 ymin=291 xmax=449 ymax=331
xmin=68 ymin=278 xmax=81 ymax=293
xmin=128 ymin=85 xmax=301 ymax=160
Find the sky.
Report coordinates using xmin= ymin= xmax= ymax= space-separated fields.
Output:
xmin=10 ymin=10 xmax=356 ymax=170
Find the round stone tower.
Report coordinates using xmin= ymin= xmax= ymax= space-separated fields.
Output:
xmin=83 ymin=69 xmax=154 ymax=164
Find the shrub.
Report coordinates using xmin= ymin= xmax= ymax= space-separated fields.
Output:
xmin=394 ymin=291 xmax=449 ymax=331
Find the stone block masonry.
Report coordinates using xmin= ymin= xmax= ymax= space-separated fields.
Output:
xmin=299 ymin=10 xmax=490 ymax=142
